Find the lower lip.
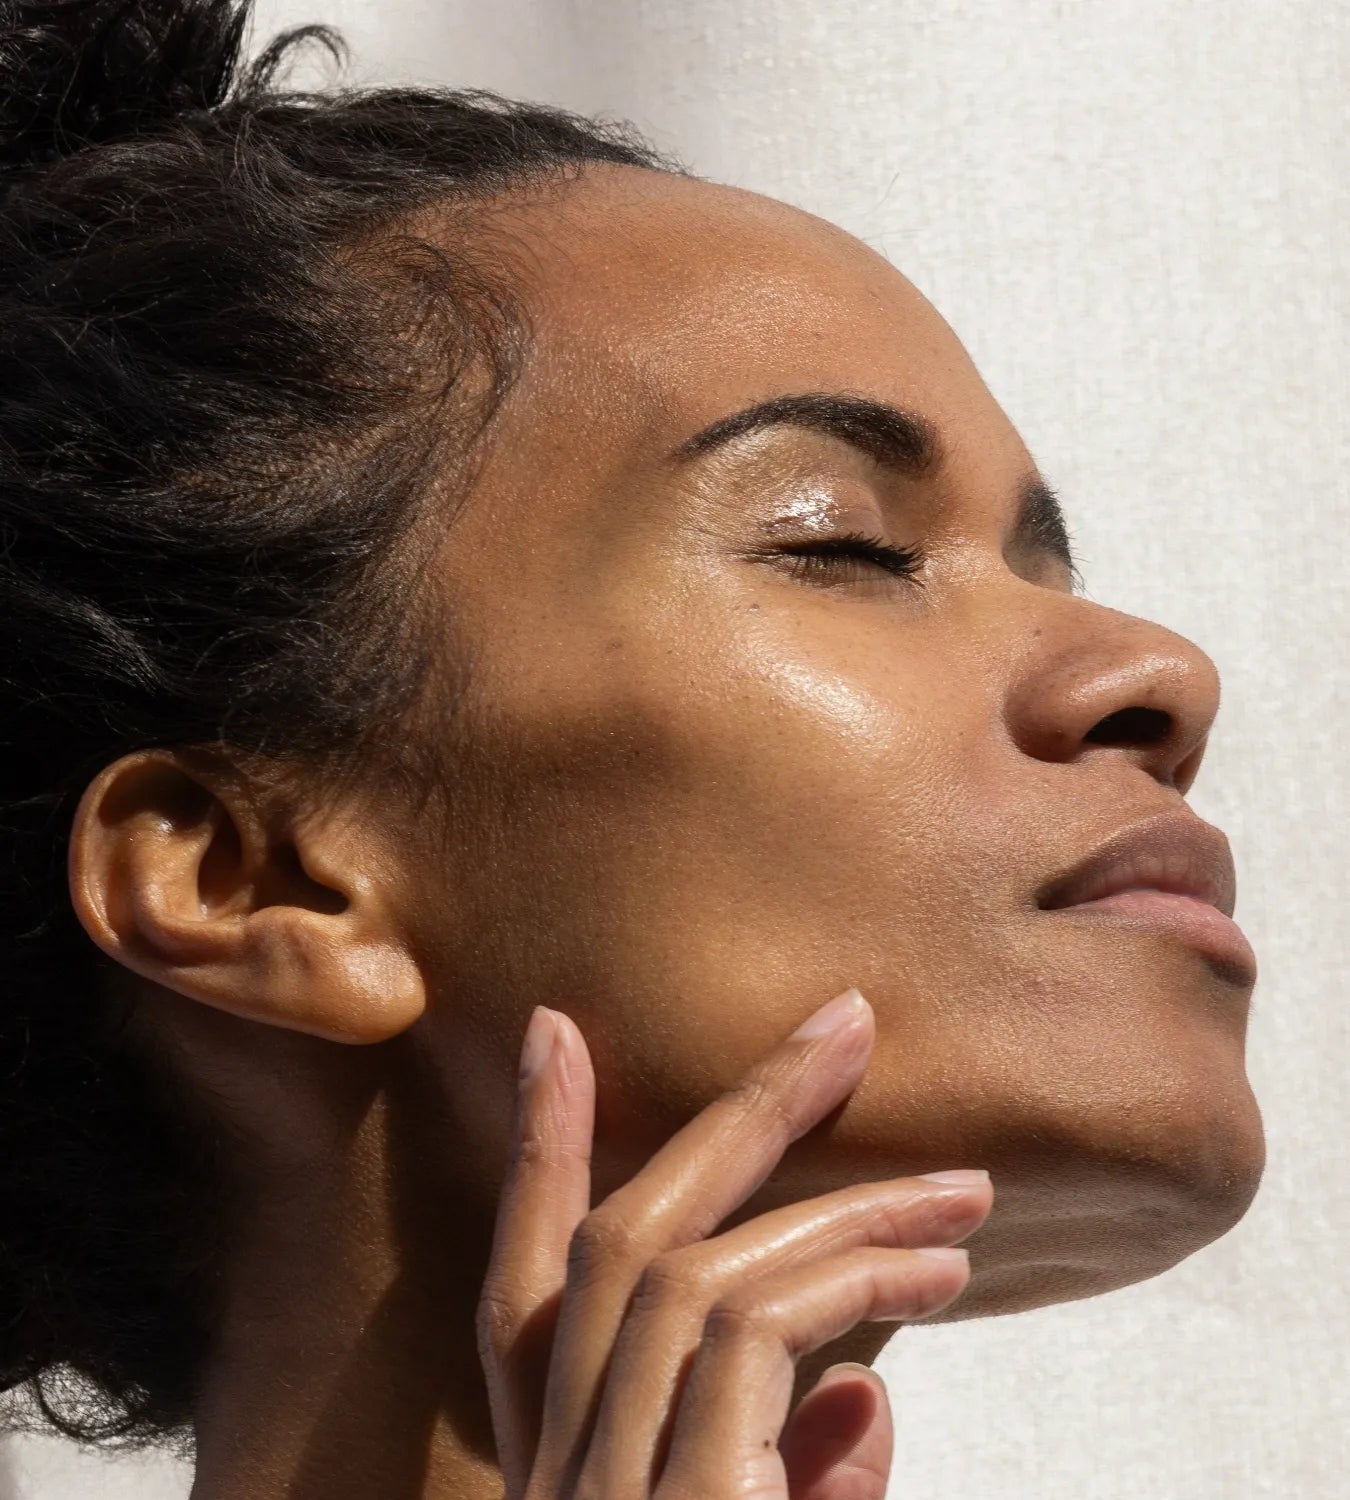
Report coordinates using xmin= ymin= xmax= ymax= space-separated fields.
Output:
xmin=1047 ymin=889 xmax=1258 ymax=983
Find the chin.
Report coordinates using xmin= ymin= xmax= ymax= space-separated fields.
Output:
xmin=922 ymin=1131 xmax=1268 ymax=1324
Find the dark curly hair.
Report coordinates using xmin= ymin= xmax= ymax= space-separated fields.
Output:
xmin=0 ymin=0 xmax=689 ymax=1450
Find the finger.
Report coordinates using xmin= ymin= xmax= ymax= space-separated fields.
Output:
xmin=778 ymin=1364 xmax=894 ymax=1500
xmin=599 ymin=989 xmax=877 ymax=1252
xmin=476 ymin=1006 xmax=595 ymax=1500
xmin=653 ymin=1245 xmax=970 ymax=1500
xmin=534 ymin=990 xmax=877 ymax=1488
xmin=578 ymin=1174 xmax=990 ymax=1497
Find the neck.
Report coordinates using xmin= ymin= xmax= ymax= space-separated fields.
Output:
xmin=186 ymin=1083 xmax=507 ymax=1500
xmin=190 ymin=1278 xmax=501 ymax=1500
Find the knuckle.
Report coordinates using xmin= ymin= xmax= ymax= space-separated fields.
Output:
xmin=725 ymin=1071 xmax=797 ymax=1144
xmin=876 ymin=1179 xmax=988 ymax=1242
xmin=474 ymin=1281 xmax=524 ymax=1355
xmin=874 ymin=1196 xmax=929 ymax=1246
xmin=932 ymin=1187 xmax=989 ymax=1232
xmin=704 ymin=1290 xmax=778 ymax=1340
xmin=568 ymin=1207 xmax=645 ymax=1275
xmin=634 ymin=1247 xmax=718 ymax=1307
xmin=510 ymin=1132 xmax=568 ymax=1171
xmin=881 ymin=1187 xmax=965 ymax=1240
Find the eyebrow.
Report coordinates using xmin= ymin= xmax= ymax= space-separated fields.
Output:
xmin=668 ymin=390 xmax=1081 ymax=585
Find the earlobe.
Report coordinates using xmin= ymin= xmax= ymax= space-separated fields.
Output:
xmin=68 ymin=750 xmax=427 ymax=1045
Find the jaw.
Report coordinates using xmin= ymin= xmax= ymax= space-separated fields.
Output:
xmin=916 ymin=1138 xmax=1266 ymax=1326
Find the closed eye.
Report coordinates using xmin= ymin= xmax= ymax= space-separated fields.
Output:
xmin=778 ymin=529 xmax=928 ymax=588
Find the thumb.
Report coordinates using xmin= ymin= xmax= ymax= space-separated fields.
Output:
xmin=778 ymin=1362 xmax=894 ymax=1500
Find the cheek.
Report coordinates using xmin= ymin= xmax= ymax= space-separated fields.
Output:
xmin=452 ymin=576 xmax=975 ymax=923
xmin=438 ymin=588 xmax=996 ymax=1069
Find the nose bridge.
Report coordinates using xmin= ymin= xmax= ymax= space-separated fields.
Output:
xmin=994 ymin=581 xmax=1224 ymax=792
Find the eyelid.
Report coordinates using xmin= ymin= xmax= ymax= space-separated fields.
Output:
xmin=771 ymin=529 xmax=929 ymax=587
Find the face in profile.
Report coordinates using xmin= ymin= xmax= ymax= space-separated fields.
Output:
xmin=72 ymin=159 xmax=1265 ymax=1385
xmin=377 ymin=161 xmax=1266 ymax=1323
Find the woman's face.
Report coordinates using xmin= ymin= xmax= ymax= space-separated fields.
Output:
xmin=399 ymin=164 xmax=1264 ymax=1321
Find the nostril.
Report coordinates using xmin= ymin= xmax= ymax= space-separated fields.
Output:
xmin=1084 ymin=705 xmax=1172 ymax=747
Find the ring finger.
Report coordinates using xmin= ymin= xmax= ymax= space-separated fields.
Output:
xmin=653 ymin=1245 xmax=972 ymax=1500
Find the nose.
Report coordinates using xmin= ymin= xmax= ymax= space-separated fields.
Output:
xmin=1003 ymin=602 xmax=1223 ymax=796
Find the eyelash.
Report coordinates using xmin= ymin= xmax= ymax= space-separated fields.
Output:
xmin=779 ymin=529 xmax=929 ymax=587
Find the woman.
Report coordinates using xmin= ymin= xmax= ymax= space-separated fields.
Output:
xmin=0 ymin=1 xmax=1265 ymax=1496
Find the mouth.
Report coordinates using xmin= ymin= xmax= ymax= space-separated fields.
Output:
xmin=1036 ymin=810 xmax=1257 ymax=985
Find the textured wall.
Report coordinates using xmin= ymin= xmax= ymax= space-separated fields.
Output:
xmin=4 ymin=1 xmax=1346 ymax=1496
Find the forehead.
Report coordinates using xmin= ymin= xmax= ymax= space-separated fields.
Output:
xmin=446 ymin=164 xmax=1031 ymax=513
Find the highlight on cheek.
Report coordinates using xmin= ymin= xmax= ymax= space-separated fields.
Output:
xmin=751 ymin=657 xmax=892 ymax=734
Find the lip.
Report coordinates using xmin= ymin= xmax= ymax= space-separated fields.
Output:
xmin=1035 ymin=810 xmax=1256 ymax=983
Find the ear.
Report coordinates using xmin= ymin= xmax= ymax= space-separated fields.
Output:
xmin=67 ymin=748 xmax=427 ymax=1044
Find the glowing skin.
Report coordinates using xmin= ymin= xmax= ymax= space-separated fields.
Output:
xmin=70 ymin=163 xmax=1263 ymax=1500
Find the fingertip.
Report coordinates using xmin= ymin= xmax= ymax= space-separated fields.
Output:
xmin=546 ymin=1007 xmax=590 ymax=1094
xmin=518 ymin=1005 xmax=559 ymax=1090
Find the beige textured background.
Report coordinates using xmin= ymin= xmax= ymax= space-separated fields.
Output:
xmin=3 ymin=1 xmax=1346 ymax=1495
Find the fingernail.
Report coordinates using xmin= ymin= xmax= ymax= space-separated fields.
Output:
xmin=791 ymin=987 xmax=867 ymax=1040
xmin=819 ymin=1361 xmax=884 ymax=1389
xmin=913 ymin=1246 xmax=969 ymax=1262
xmin=519 ymin=1006 xmax=558 ymax=1088
xmin=918 ymin=1169 xmax=990 ymax=1185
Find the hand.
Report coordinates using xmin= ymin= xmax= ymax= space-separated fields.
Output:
xmin=476 ymin=987 xmax=993 ymax=1499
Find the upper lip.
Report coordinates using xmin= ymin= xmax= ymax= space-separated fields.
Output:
xmin=1035 ymin=810 xmax=1237 ymax=920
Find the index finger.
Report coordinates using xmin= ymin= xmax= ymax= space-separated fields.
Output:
xmin=588 ymin=986 xmax=875 ymax=1254
xmin=476 ymin=1006 xmax=596 ymax=1496
xmin=482 ymin=1006 xmax=597 ymax=1326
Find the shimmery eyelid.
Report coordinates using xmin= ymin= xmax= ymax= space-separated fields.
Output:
xmin=763 ymin=481 xmax=860 ymax=535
